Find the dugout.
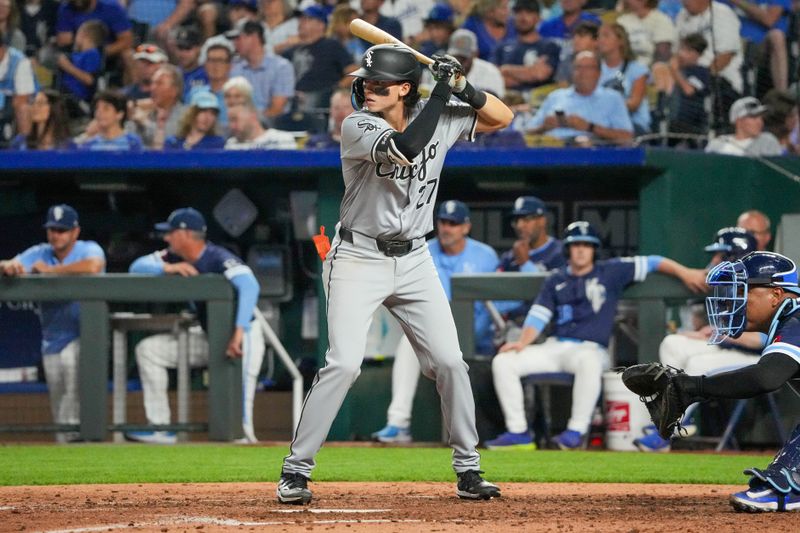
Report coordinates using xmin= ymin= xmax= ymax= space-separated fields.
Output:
xmin=1 ymin=147 xmax=799 ymax=444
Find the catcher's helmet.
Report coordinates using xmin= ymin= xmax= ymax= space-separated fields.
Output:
xmin=349 ymin=44 xmax=422 ymax=85
xmin=705 ymin=251 xmax=800 ymax=344
xmin=704 ymin=227 xmax=757 ymax=261
xmin=563 ymin=221 xmax=601 ymax=247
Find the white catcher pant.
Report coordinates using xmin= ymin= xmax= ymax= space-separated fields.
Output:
xmin=135 ymin=321 xmax=265 ymax=441
xmin=492 ymin=337 xmax=609 ymax=435
xmin=283 ymin=238 xmax=481 ymax=478
xmin=659 ymin=334 xmax=760 ymax=376
xmin=386 ymin=335 xmax=420 ymax=428
xmin=42 ymin=339 xmax=80 ymax=443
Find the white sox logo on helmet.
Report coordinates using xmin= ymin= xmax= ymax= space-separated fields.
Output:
xmin=365 ymin=50 xmax=373 ymax=67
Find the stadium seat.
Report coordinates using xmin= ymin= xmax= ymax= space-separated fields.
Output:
xmin=522 ymin=372 xmax=575 ymax=447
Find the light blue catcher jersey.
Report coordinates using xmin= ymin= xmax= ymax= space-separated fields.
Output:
xmin=762 ymin=299 xmax=800 ymax=374
xmin=16 ymin=240 xmax=106 ymax=354
xmin=524 ymin=257 xmax=652 ymax=346
xmin=428 ymin=237 xmax=499 ymax=354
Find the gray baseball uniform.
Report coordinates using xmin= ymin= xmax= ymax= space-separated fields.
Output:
xmin=282 ymin=100 xmax=481 ymax=478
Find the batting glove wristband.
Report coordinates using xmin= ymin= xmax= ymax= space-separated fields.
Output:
xmin=429 ymin=55 xmax=462 ymax=88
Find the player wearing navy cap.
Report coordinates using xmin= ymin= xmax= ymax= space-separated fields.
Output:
xmin=371 ymin=200 xmax=499 ymax=443
xmin=125 ymin=208 xmax=265 ymax=444
xmin=486 ymin=220 xmax=706 ymax=450
xmin=627 ymin=251 xmax=800 ymax=512
xmin=0 ymin=204 xmax=106 ymax=442
xmin=498 ymin=195 xmax=565 ymax=273
xmin=635 ymin=226 xmax=763 ymax=452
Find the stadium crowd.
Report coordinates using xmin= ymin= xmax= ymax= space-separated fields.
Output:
xmin=0 ymin=0 xmax=798 ymax=153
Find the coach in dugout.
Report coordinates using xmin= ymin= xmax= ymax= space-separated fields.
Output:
xmin=0 ymin=204 xmax=106 ymax=443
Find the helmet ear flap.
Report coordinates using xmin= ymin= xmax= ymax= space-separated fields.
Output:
xmin=351 ymin=78 xmax=365 ymax=110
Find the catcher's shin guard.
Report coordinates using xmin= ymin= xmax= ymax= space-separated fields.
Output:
xmin=744 ymin=424 xmax=800 ymax=498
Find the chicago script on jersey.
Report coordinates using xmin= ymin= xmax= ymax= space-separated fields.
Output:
xmin=376 ymin=140 xmax=440 ymax=181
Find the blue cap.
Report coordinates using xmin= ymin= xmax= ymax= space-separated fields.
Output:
xmin=190 ymin=90 xmax=220 ymax=110
xmin=510 ymin=196 xmax=546 ymax=217
xmin=437 ymin=200 xmax=470 ymax=223
xmin=155 ymin=208 xmax=207 ymax=233
xmin=228 ymin=0 xmax=258 ymax=11
xmin=43 ymin=204 xmax=79 ymax=230
xmin=302 ymin=5 xmax=328 ymax=24
xmin=425 ymin=2 xmax=455 ymax=24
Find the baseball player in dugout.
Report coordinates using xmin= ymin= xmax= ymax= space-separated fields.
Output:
xmin=622 ymin=251 xmax=800 ymax=512
xmin=0 ymin=205 xmax=106 ymax=443
xmin=277 ymin=43 xmax=513 ymax=504
xmin=486 ymin=221 xmax=707 ymax=450
xmin=498 ymin=195 xmax=565 ymax=273
xmin=635 ymin=227 xmax=765 ymax=452
xmin=372 ymin=200 xmax=500 ymax=444
xmin=125 ymin=208 xmax=265 ymax=445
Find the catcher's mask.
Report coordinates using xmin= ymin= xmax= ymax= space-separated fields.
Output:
xmin=705 ymin=260 xmax=748 ymax=344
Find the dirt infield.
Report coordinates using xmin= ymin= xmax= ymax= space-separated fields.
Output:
xmin=1 ymin=482 xmax=795 ymax=532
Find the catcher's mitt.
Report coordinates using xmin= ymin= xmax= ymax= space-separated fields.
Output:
xmin=619 ymin=363 xmax=694 ymax=439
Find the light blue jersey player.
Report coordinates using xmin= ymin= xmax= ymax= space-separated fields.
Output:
xmin=0 ymin=204 xmax=106 ymax=442
xmin=486 ymin=220 xmax=707 ymax=450
xmin=124 ymin=208 xmax=264 ymax=444
xmin=660 ymin=252 xmax=800 ymax=512
xmin=372 ymin=200 xmax=499 ymax=443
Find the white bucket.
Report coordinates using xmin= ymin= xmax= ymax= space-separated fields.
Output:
xmin=602 ymin=371 xmax=652 ymax=451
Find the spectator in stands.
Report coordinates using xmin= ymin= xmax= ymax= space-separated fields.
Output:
xmin=762 ymin=88 xmax=798 ymax=154
xmin=174 ymin=27 xmax=208 ymax=100
xmin=225 ymin=101 xmax=296 ymax=149
xmin=222 ymin=75 xmax=255 ymax=112
xmin=0 ymin=30 xmax=35 ymax=139
xmin=128 ymin=63 xmax=186 ymax=149
xmin=666 ymin=33 xmax=710 ymax=141
xmin=539 ymin=0 xmax=601 ymax=45
xmin=79 ymin=90 xmax=144 ymax=150
xmin=55 ymin=0 xmax=134 ymax=82
xmin=726 ymin=0 xmax=790 ymax=92
xmin=554 ymin=20 xmax=598 ymax=85
xmin=445 ymin=28 xmax=505 ymax=98
xmin=675 ymin=0 xmax=742 ymax=132
xmin=737 ymin=209 xmax=772 ymax=250
xmin=416 ymin=2 xmax=455 ymax=58
xmin=705 ymin=96 xmax=783 ymax=156
xmin=499 ymin=195 xmax=565 ymax=273
xmin=195 ymin=0 xmax=233 ymax=41
xmin=261 ymin=0 xmax=299 ymax=55
xmin=228 ymin=19 xmax=295 ymax=123
xmin=126 ymin=207 xmax=264 ymax=444
xmin=328 ymin=4 xmax=366 ymax=64
xmin=305 ymin=87 xmax=351 ymax=149
xmin=598 ymin=23 xmax=651 ymax=135
xmin=495 ymin=0 xmax=561 ymax=93
xmin=486 ymin=220 xmax=706 ymax=450
xmin=164 ymin=90 xmax=225 ymax=149
xmin=127 ymin=0 xmax=195 ymax=44
xmin=616 ymin=0 xmax=677 ymax=66
xmin=57 ymin=19 xmax=105 ymax=120
xmin=356 ymin=0 xmax=402 ymax=51
xmin=282 ymin=6 xmax=356 ymax=117
xmin=200 ymin=36 xmax=234 ymax=127
xmin=123 ymin=43 xmax=168 ymax=100
xmin=0 ymin=204 xmax=105 ymax=443
xmin=10 ymin=90 xmax=74 ymax=150
xmin=18 ymin=0 xmax=58 ymax=58
xmin=378 ymin=0 xmax=432 ymax=41
xmin=226 ymin=0 xmax=259 ymax=31
xmin=527 ymin=51 xmax=634 ymax=146
xmin=462 ymin=0 xmax=514 ymax=61
xmin=0 ymin=0 xmax=26 ymax=51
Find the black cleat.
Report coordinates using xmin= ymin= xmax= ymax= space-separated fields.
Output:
xmin=277 ymin=471 xmax=312 ymax=505
xmin=456 ymin=470 xmax=501 ymax=500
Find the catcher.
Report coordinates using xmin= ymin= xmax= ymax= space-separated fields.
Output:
xmin=622 ymin=251 xmax=800 ymax=512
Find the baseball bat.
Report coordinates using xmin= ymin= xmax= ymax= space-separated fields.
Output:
xmin=349 ymin=18 xmax=435 ymax=66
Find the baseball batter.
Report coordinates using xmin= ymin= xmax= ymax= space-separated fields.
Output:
xmin=487 ymin=221 xmax=707 ymax=450
xmin=277 ymin=44 xmax=513 ymax=504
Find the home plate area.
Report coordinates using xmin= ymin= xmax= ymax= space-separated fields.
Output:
xmin=2 ymin=482 xmax=798 ymax=532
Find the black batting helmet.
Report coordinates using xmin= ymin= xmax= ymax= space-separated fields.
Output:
xmin=349 ymin=44 xmax=422 ymax=85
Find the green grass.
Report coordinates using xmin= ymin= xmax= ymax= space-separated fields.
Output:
xmin=0 ymin=444 xmax=771 ymax=486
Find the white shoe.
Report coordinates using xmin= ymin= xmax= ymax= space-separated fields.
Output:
xmin=125 ymin=431 xmax=177 ymax=444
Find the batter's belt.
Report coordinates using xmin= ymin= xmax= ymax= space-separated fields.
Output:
xmin=339 ymin=227 xmax=425 ymax=257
